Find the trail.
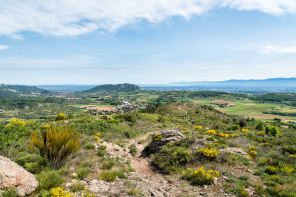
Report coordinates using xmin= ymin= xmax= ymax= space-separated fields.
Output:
xmin=125 ymin=131 xmax=158 ymax=175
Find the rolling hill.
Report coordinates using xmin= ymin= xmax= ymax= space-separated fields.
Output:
xmin=82 ymin=83 xmax=141 ymax=93
xmin=0 ymin=84 xmax=51 ymax=98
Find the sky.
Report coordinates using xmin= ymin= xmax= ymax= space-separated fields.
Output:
xmin=1 ymin=0 xmax=296 ymax=85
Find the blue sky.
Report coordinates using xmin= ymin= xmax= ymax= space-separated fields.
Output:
xmin=0 ymin=1 xmax=296 ymax=85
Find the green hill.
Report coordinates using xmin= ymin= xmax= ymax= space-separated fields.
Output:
xmin=0 ymin=84 xmax=51 ymax=97
xmin=82 ymin=83 xmax=141 ymax=93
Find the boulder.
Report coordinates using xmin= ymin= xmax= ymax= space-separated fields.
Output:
xmin=150 ymin=130 xmax=185 ymax=153
xmin=0 ymin=156 xmax=39 ymax=196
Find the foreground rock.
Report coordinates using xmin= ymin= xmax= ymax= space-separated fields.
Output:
xmin=150 ymin=130 xmax=185 ymax=153
xmin=0 ymin=156 xmax=39 ymax=196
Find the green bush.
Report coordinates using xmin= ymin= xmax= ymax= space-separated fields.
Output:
xmin=70 ymin=181 xmax=85 ymax=192
xmin=84 ymin=143 xmax=95 ymax=150
xmin=265 ymin=166 xmax=279 ymax=175
xmin=98 ymin=170 xmax=125 ymax=182
xmin=37 ymin=170 xmax=63 ymax=190
xmin=77 ymin=168 xmax=89 ymax=180
xmin=102 ymin=158 xmax=115 ymax=170
xmin=152 ymin=145 xmax=192 ymax=174
xmin=265 ymin=125 xmax=279 ymax=137
xmin=129 ymin=144 xmax=137 ymax=156
xmin=2 ymin=188 xmax=18 ymax=197
xmin=128 ymin=188 xmax=141 ymax=196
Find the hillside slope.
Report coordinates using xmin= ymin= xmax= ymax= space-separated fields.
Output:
xmin=82 ymin=83 xmax=141 ymax=93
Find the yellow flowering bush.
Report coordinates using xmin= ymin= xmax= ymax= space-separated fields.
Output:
xmin=6 ymin=119 xmax=26 ymax=127
xmin=289 ymin=154 xmax=296 ymax=159
xmin=247 ymin=146 xmax=257 ymax=159
xmin=182 ymin=167 xmax=219 ymax=185
xmin=50 ymin=187 xmax=96 ymax=197
xmin=94 ymin=132 xmax=103 ymax=143
xmin=196 ymin=148 xmax=219 ymax=160
xmin=153 ymin=134 xmax=163 ymax=141
xmin=50 ymin=187 xmax=74 ymax=197
xmin=179 ymin=127 xmax=187 ymax=130
xmin=43 ymin=124 xmax=51 ymax=128
xmin=265 ymin=166 xmax=279 ymax=175
xmin=55 ymin=113 xmax=67 ymax=121
xmin=241 ymin=129 xmax=250 ymax=132
xmin=206 ymin=130 xmax=217 ymax=135
xmin=219 ymin=133 xmax=229 ymax=138
xmin=193 ymin=126 xmax=202 ymax=130
xmin=248 ymin=146 xmax=256 ymax=151
xmin=281 ymin=166 xmax=294 ymax=175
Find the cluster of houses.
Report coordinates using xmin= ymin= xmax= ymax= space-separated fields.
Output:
xmin=87 ymin=101 xmax=147 ymax=115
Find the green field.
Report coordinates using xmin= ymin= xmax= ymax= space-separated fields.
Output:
xmin=194 ymin=98 xmax=296 ymax=122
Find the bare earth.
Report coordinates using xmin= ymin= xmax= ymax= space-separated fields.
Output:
xmin=213 ymin=100 xmax=235 ymax=105
xmin=78 ymin=105 xmax=116 ymax=111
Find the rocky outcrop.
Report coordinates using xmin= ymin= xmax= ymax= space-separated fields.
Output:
xmin=0 ymin=156 xmax=39 ymax=196
xmin=150 ymin=130 xmax=185 ymax=153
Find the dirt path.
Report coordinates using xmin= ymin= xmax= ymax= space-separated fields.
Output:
xmin=125 ymin=131 xmax=158 ymax=175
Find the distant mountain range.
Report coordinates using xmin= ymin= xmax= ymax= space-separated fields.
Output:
xmin=141 ymin=77 xmax=296 ymax=93
xmin=4 ymin=77 xmax=295 ymax=94
xmin=170 ymin=77 xmax=296 ymax=87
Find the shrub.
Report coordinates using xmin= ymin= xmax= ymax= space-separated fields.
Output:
xmin=265 ymin=166 xmax=279 ymax=175
xmin=182 ymin=167 xmax=219 ymax=185
xmin=70 ymin=181 xmax=85 ymax=192
xmin=196 ymin=148 xmax=219 ymax=160
xmin=30 ymin=127 xmax=80 ymax=169
xmin=84 ymin=143 xmax=95 ymax=150
xmin=193 ymin=126 xmax=202 ymax=130
xmin=128 ymin=188 xmax=141 ymax=195
xmin=265 ymin=126 xmax=279 ymax=137
xmin=2 ymin=188 xmax=18 ymax=197
xmin=280 ymin=166 xmax=294 ymax=175
xmin=37 ymin=170 xmax=63 ymax=190
xmin=50 ymin=187 xmax=73 ymax=196
xmin=206 ymin=130 xmax=217 ymax=135
xmin=77 ymin=168 xmax=89 ymax=180
xmin=255 ymin=122 xmax=265 ymax=131
xmin=239 ymin=175 xmax=249 ymax=181
xmin=56 ymin=113 xmax=66 ymax=121
xmin=97 ymin=145 xmax=107 ymax=157
xmin=129 ymin=144 xmax=137 ymax=156
xmin=241 ymin=129 xmax=249 ymax=132
xmin=235 ymin=186 xmax=249 ymax=197
xmin=153 ymin=134 xmax=163 ymax=141
xmin=152 ymin=145 xmax=192 ymax=174
xmin=102 ymin=158 xmax=115 ymax=170
xmin=282 ymin=146 xmax=296 ymax=155
xmin=98 ymin=170 xmax=125 ymax=182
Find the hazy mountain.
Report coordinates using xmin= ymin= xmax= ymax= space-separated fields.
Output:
xmin=0 ymin=84 xmax=51 ymax=96
xmin=82 ymin=83 xmax=141 ymax=93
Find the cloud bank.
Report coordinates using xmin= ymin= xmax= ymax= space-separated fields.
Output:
xmin=0 ymin=45 xmax=9 ymax=50
xmin=0 ymin=0 xmax=296 ymax=37
xmin=260 ymin=45 xmax=296 ymax=54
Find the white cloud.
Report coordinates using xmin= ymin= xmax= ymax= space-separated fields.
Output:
xmin=260 ymin=45 xmax=296 ymax=54
xmin=0 ymin=45 xmax=9 ymax=50
xmin=0 ymin=0 xmax=295 ymax=37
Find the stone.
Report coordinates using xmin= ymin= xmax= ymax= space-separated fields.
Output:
xmin=0 ymin=156 xmax=39 ymax=196
xmin=150 ymin=130 xmax=185 ymax=153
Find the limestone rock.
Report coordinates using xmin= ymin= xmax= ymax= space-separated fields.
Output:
xmin=0 ymin=156 xmax=39 ymax=196
xmin=150 ymin=130 xmax=185 ymax=153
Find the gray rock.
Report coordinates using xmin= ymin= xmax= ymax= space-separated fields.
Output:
xmin=150 ymin=130 xmax=185 ymax=153
xmin=0 ymin=156 xmax=38 ymax=196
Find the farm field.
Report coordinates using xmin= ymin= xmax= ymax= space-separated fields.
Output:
xmin=194 ymin=98 xmax=296 ymax=122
